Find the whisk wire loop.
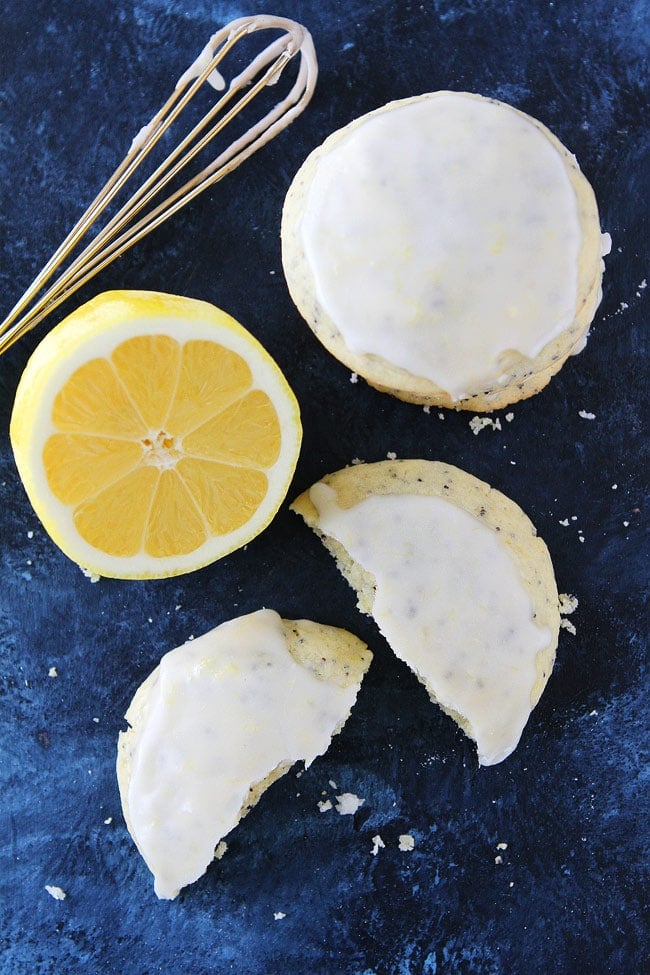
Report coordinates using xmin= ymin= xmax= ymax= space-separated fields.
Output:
xmin=0 ymin=15 xmax=317 ymax=356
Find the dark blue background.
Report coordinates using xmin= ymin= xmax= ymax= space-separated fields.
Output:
xmin=0 ymin=2 xmax=648 ymax=973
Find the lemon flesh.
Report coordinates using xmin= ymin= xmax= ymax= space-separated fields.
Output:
xmin=10 ymin=291 xmax=302 ymax=579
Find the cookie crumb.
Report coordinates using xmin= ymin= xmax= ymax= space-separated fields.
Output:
xmin=48 ymin=666 xmax=58 ymax=678
xmin=578 ymin=410 xmax=596 ymax=420
xmin=273 ymin=911 xmax=286 ymax=920
xmin=45 ymin=885 xmax=66 ymax=901
xmin=560 ymin=618 xmax=577 ymax=635
xmin=317 ymin=799 xmax=333 ymax=813
xmin=398 ymin=834 xmax=415 ymax=852
xmin=469 ymin=415 xmax=501 ymax=435
xmin=335 ymin=793 xmax=364 ymax=816
xmin=350 ymin=372 xmax=358 ymax=384
xmin=371 ymin=834 xmax=385 ymax=856
xmin=214 ymin=841 xmax=228 ymax=860
xmin=559 ymin=593 xmax=579 ymax=615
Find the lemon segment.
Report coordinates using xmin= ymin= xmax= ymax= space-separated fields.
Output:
xmin=164 ymin=340 xmax=253 ymax=437
xmin=52 ymin=356 xmax=148 ymax=438
xmin=10 ymin=291 xmax=302 ymax=579
xmin=74 ymin=466 xmax=161 ymax=558
xmin=178 ymin=459 xmax=268 ymax=535
xmin=145 ymin=469 xmax=208 ymax=558
xmin=111 ymin=334 xmax=182 ymax=430
xmin=183 ymin=390 xmax=281 ymax=465
xmin=43 ymin=434 xmax=143 ymax=506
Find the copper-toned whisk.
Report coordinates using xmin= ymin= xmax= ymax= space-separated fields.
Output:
xmin=0 ymin=14 xmax=317 ymax=356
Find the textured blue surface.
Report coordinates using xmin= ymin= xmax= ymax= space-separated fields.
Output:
xmin=0 ymin=1 xmax=648 ymax=973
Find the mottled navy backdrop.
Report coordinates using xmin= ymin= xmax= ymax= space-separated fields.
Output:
xmin=0 ymin=2 xmax=648 ymax=973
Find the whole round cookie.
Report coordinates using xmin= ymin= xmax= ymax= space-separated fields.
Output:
xmin=282 ymin=91 xmax=609 ymax=411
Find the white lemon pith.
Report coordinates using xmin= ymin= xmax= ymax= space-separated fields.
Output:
xmin=10 ymin=291 xmax=302 ymax=579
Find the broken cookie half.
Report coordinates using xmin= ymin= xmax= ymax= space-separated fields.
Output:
xmin=117 ymin=608 xmax=371 ymax=899
xmin=291 ymin=460 xmax=560 ymax=766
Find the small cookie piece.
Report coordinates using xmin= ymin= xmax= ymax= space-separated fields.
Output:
xmin=117 ymin=609 xmax=371 ymax=899
xmin=292 ymin=460 xmax=560 ymax=765
xmin=282 ymin=91 xmax=609 ymax=411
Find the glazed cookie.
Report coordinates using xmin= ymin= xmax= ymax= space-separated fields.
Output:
xmin=282 ymin=91 xmax=609 ymax=411
xmin=292 ymin=460 xmax=560 ymax=765
xmin=117 ymin=609 xmax=371 ymax=899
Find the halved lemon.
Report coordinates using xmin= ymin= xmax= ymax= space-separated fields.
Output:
xmin=10 ymin=291 xmax=302 ymax=579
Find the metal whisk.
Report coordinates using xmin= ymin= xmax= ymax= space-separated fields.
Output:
xmin=0 ymin=14 xmax=317 ymax=356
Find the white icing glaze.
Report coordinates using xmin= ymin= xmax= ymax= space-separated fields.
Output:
xmin=125 ymin=609 xmax=359 ymax=899
xmin=309 ymin=483 xmax=551 ymax=765
xmin=300 ymin=93 xmax=582 ymax=400
xmin=129 ymin=120 xmax=157 ymax=155
xmin=176 ymin=38 xmax=226 ymax=92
